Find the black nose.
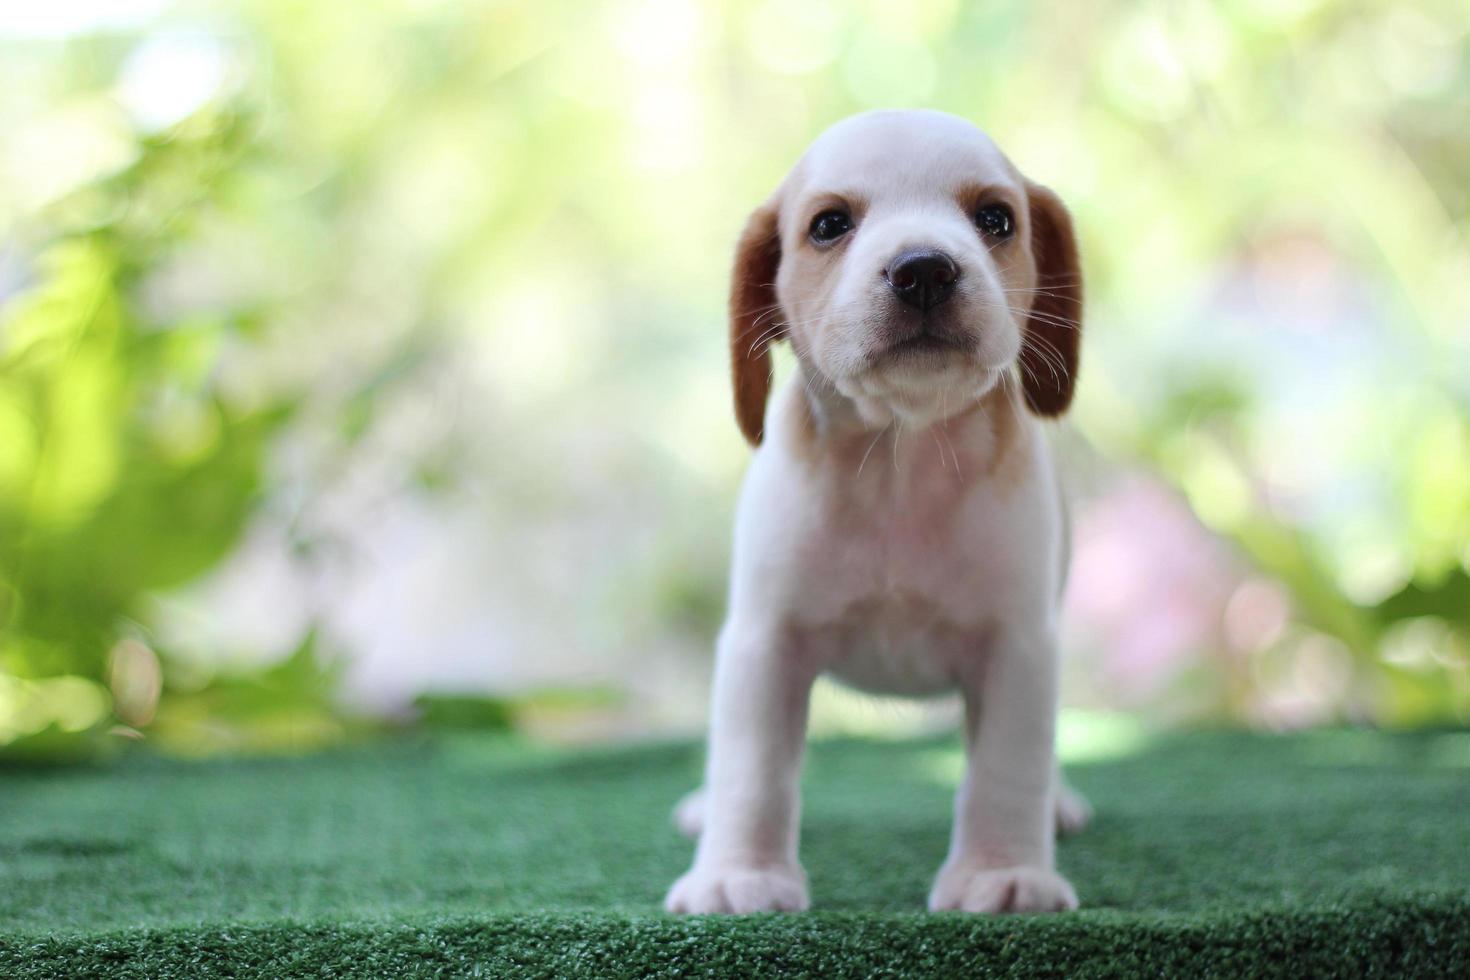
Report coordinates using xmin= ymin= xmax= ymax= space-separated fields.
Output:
xmin=885 ymin=250 xmax=959 ymax=311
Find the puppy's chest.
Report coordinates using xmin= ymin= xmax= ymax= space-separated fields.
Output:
xmin=798 ymin=588 xmax=994 ymax=696
xmin=789 ymin=479 xmax=1024 ymax=695
xmin=805 ymin=457 xmax=1025 ymax=602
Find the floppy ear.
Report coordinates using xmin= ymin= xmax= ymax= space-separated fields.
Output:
xmin=1018 ymin=182 xmax=1083 ymax=416
xmin=729 ymin=200 xmax=782 ymax=445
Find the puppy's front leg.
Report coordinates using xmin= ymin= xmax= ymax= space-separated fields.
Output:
xmin=930 ymin=627 xmax=1078 ymax=914
xmin=665 ymin=622 xmax=814 ymax=914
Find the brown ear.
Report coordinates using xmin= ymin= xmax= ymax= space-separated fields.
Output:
xmin=1018 ymin=182 xmax=1083 ymax=416
xmin=729 ymin=200 xmax=782 ymax=445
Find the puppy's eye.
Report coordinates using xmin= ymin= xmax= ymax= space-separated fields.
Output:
xmin=809 ymin=209 xmax=853 ymax=244
xmin=975 ymin=204 xmax=1015 ymax=240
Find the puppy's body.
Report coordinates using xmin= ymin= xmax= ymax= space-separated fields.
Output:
xmin=744 ymin=382 xmax=1058 ymax=699
xmin=667 ymin=110 xmax=1086 ymax=916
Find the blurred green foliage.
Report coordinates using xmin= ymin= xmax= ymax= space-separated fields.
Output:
xmin=1 ymin=0 xmax=1467 ymax=758
xmin=0 ymin=108 xmax=313 ymax=754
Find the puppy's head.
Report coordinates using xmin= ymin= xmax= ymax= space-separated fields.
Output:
xmin=730 ymin=109 xmax=1082 ymax=444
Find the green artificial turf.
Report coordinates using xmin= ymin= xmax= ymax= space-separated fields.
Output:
xmin=4 ymin=729 xmax=1470 ymax=978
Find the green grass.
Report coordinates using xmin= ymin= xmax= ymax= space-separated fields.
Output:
xmin=4 ymin=729 xmax=1470 ymax=977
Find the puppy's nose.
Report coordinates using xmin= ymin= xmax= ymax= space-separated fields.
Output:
xmin=885 ymin=250 xmax=959 ymax=311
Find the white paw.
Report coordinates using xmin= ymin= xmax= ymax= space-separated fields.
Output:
xmin=664 ymin=864 xmax=809 ymax=915
xmin=1055 ymin=783 xmax=1093 ymax=836
xmin=672 ymin=787 xmax=705 ymax=839
xmin=928 ymin=864 xmax=1078 ymax=914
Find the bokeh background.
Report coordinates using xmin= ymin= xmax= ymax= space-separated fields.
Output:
xmin=2 ymin=0 xmax=1467 ymax=759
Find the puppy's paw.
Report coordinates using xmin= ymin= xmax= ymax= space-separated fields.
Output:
xmin=664 ymin=864 xmax=808 ymax=915
xmin=928 ymin=864 xmax=1078 ymax=914
xmin=672 ymin=787 xmax=705 ymax=839
xmin=1055 ymin=783 xmax=1093 ymax=836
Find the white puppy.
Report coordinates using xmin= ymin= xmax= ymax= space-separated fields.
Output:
xmin=665 ymin=110 xmax=1088 ymax=916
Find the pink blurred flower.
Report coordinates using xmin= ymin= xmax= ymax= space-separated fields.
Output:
xmin=1065 ymin=476 xmax=1241 ymax=705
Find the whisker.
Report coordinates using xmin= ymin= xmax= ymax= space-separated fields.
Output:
xmin=1022 ymin=332 xmax=1066 ymax=376
xmin=996 ymin=286 xmax=1080 ymax=300
xmin=892 ymin=417 xmax=904 ymax=474
xmin=1019 ymin=333 xmax=1068 ymax=385
xmin=856 ymin=421 xmax=891 ymax=479
xmin=930 ymin=426 xmax=949 ymax=475
xmin=744 ymin=322 xmax=786 ymax=358
xmin=977 ymin=300 xmax=1080 ymax=331
xmin=1018 ymin=312 xmax=1081 ymax=331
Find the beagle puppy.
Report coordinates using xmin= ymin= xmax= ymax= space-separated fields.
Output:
xmin=666 ymin=109 xmax=1088 ymax=916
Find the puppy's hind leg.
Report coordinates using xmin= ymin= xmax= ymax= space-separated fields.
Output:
xmin=672 ymin=787 xmax=706 ymax=839
xmin=1054 ymin=775 xmax=1092 ymax=837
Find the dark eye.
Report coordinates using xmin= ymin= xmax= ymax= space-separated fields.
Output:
xmin=975 ymin=204 xmax=1015 ymax=239
xmin=809 ymin=209 xmax=853 ymax=244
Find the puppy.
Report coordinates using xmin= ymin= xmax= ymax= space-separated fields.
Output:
xmin=665 ymin=110 xmax=1087 ymax=916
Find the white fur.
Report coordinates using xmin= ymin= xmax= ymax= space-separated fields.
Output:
xmin=665 ymin=111 xmax=1088 ymax=916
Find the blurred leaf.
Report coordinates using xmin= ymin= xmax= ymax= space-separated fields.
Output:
xmin=412 ymin=693 xmax=516 ymax=732
xmin=148 ymin=630 xmax=356 ymax=756
xmin=1375 ymin=570 xmax=1470 ymax=627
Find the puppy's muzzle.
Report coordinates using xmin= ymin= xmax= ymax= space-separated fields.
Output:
xmin=885 ymin=249 xmax=958 ymax=312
